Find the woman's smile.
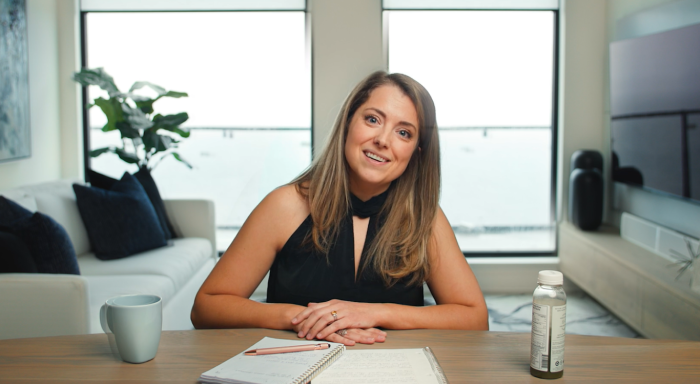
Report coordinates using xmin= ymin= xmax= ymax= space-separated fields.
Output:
xmin=364 ymin=150 xmax=389 ymax=163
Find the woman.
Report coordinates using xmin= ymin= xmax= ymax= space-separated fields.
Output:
xmin=191 ymin=71 xmax=488 ymax=345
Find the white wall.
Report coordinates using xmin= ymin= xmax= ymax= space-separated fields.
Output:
xmin=0 ymin=0 xmax=62 ymax=190
xmin=56 ymin=0 xmax=83 ymax=181
xmin=309 ymin=0 xmax=384 ymax=154
xmin=557 ymin=0 xmax=608 ymax=223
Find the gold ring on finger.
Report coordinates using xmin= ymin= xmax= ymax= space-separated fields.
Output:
xmin=331 ymin=311 xmax=338 ymax=322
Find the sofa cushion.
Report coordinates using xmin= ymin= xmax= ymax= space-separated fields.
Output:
xmin=2 ymin=180 xmax=92 ymax=256
xmin=78 ymin=238 xmax=212 ymax=291
xmin=73 ymin=173 xmax=166 ymax=260
xmin=33 ymin=193 xmax=92 ymax=256
xmin=0 ymin=193 xmax=37 ymax=212
xmin=0 ymin=195 xmax=32 ymax=222
xmin=84 ymin=274 xmax=177 ymax=334
xmin=0 ymin=230 xmax=38 ymax=273
xmin=0 ymin=197 xmax=80 ymax=275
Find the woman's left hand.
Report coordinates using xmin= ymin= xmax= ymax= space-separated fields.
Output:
xmin=291 ymin=299 xmax=383 ymax=341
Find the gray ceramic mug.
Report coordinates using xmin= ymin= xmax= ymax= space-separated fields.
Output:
xmin=100 ymin=294 xmax=162 ymax=364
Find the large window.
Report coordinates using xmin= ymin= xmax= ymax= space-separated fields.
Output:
xmin=82 ymin=6 xmax=311 ymax=252
xmin=386 ymin=8 xmax=558 ymax=254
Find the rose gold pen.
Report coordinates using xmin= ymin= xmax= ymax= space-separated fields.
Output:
xmin=244 ymin=343 xmax=330 ymax=356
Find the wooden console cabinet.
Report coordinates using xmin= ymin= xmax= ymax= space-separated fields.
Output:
xmin=559 ymin=222 xmax=700 ymax=340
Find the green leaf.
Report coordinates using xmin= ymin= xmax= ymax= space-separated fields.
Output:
xmin=121 ymin=103 xmax=153 ymax=130
xmin=152 ymin=112 xmax=189 ymax=131
xmin=142 ymin=130 xmax=157 ymax=152
xmin=115 ymin=148 xmax=140 ymax=164
xmin=129 ymin=81 xmax=166 ymax=95
xmin=127 ymin=83 xmax=187 ymax=114
xmin=72 ymin=68 xmax=121 ymax=97
xmin=93 ymin=97 xmax=123 ymax=132
xmin=134 ymin=98 xmax=157 ymax=114
xmin=162 ymin=90 xmax=188 ymax=98
xmin=89 ymin=147 xmax=114 ymax=158
xmin=171 ymin=152 xmax=193 ymax=169
xmin=170 ymin=127 xmax=190 ymax=138
xmin=143 ymin=130 xmax=173 ymax=153
xmin=115 ymin=121 xmax=141 ymax=139
xmin=128 ymin=82 xmax=187 ymax=98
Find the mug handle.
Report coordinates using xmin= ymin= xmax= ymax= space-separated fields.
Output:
xmin=100 ymin=304 xmax=112 ymax=334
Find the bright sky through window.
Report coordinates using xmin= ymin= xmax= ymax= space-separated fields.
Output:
xmin=86 ymin=12 xmax=310 ymax=129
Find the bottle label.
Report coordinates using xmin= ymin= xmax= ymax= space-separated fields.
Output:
xmin=550 ymin=305 xmax=566 ymax=372
xmin=530 ymin=303 xmax=566 ymax=372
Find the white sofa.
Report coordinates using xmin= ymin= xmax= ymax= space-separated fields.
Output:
xmin=0 ymin=180 xmax=217 ymax=340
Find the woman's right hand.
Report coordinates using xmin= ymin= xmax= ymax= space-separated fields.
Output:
xmin=293 ymin=323 xmax=386 ymax=346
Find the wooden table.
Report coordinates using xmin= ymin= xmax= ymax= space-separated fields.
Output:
xmin=1 ymin=329 xmax=699 ymax=383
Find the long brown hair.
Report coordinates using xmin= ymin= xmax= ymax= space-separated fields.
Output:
xmin=292 ymin=71 xmax=440 ymax=286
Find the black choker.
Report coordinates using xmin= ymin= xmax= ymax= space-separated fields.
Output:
xmin=349 ymin=190 xmax=389 ymax=218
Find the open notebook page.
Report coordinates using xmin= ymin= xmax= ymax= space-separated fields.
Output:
xmin=313 ymin=348 xmax=447 ymax=384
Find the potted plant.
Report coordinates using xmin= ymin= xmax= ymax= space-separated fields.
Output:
xmin=73 ymin=67 xmax=191 ymax=170
xmin=670 ymin=237 xmax=700 ymax=294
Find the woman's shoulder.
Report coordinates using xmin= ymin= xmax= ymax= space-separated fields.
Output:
xmin=257 ymin=183 xmax=310 ymax=219
xmin=242 ymin=184 xmax=310 ymax=253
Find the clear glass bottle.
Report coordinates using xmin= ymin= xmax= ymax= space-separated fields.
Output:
xmin=530 ymin=270 xmax=567 ymax=379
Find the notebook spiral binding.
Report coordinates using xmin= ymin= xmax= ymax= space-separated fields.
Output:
xmin=291 ymin=344 xmax=346 ymax=384
xmin=423 ymin=347 xmax=449 ymax=384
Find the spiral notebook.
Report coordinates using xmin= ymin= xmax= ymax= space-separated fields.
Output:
xmin=199 ymin=337 xmax=345 ymax=384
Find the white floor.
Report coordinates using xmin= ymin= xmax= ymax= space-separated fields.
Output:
xmin=484 ymin=292 xmax=640 ymax=338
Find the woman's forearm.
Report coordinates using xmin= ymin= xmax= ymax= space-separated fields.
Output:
xmin=375 ymin=303 xmax=489 ymax=331
xmin=191 ymin=293 xmax=304 ymax=330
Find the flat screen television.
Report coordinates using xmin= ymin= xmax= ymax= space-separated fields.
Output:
xmin=609 ymin=22 xmax=700 ymax=202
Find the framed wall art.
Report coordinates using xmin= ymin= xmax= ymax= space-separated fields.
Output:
xmin=0 ymin=0 xmax=31 ymax=162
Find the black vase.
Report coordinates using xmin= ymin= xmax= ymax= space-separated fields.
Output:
xmin=569 ymin=150 xmax=604 ymax=231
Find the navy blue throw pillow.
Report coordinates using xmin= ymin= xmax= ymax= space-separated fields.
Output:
xmin=73 ymin=172 xmax=167 ymax=260
xmin=0 ymin=197 xmax=80 ymax=275
xmin=0 ymin=229 xmax=38 ymax=273
xmin=133 ymin=167 xmax=177 ymax=240
xmin=0 ymin=195 xmax=32 ymax=223
xmin=86 ymin=168 xmax=118 ymax=190
xmin=87 ymin=168 xmax=176 ymax=240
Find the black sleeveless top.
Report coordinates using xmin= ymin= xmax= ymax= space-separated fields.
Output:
xmin=266 ymin=191 xmax=424 ymax=306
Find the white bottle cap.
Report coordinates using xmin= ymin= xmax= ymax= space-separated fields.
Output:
xmin=538 ymin=270 xmax=564 ymax=285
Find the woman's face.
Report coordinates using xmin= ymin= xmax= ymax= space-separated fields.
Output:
xmin=344 ymin=84 xmax=419 ymax=200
